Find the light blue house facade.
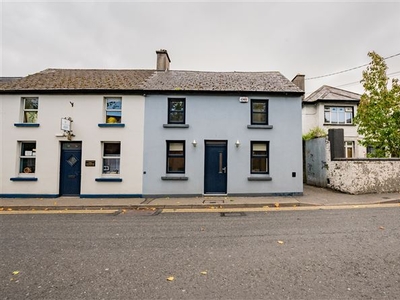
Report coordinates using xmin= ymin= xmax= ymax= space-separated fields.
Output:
xmin=142 ymin=51 xmax=304 ymax=197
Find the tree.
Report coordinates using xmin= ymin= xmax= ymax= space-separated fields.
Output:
xmin=354 ymin=51 xmax=400 ymax=157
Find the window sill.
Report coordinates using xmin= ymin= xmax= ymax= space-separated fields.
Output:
xmin=323 ymin=123 xmax=354 ymax=126
xmin=14 ymin=123 xmax=40 ymax=127
xmin=247 ymin=176 xmax=272 ymax=181
xmin=247 ymin=125 xmax=273 ymax=129
xmin=161 ymin=176 xmax=189 ymax=181
xmin=98 ymin=123 xmax=125 ymax=128
xmin=95 ymin=178 xmax=122 ymax=182
xmin=10 ymin=177 xmax=38 ymax=181
xmin=163 ymin=124 xmax=189 ymax=128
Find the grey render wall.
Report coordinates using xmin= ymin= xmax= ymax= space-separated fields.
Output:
xmin=143 ymin=94 xmax=303 ymax=196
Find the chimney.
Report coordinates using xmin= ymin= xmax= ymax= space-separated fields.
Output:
xmin=156 ymin=49 xmax=171 ymax=71
xmin=291 ymin=74 xmax=305 ymax=100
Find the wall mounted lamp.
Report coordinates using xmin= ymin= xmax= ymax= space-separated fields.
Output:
xmin=235 ymin=140 xmax=240 ymax=147
xmin=192 ymin=140 xmax=197 ymax=147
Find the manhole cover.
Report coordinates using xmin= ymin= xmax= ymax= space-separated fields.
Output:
xmin=220 ymin=212 xmax=246 ymax=217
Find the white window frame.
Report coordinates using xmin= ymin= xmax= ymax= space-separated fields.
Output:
xmin=324 ymin=106 xmax=353 ymax=124
xmin=19 ymin=141 xmax=36 ymax=173
xmin=102 ymin=142 xmax=121 ymax=174
xmin=105 ymin=97 xmax=122 ymax=124
xmin=22 ymin=97 xmax=39 ymax=123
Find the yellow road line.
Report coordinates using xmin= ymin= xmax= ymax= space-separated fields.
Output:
xmin=0 ymin=210 xmax=118 ymax=215
xmin=162 ymin=203 xmax=400 ymax=213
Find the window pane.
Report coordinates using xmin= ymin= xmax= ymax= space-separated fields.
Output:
xmin=169 ymin=143 xmax=184 ymax=152
xmin=106 ymin=112 xmax=121 ymax=123
xmin=169 ymin=112 xmax=184 ymax=123
xmin=24 ymin=111 xmax=38 ymax=123
xmin=106 ymin=98 xmax=122 ymax=110
xmin=168 ymin=99 xmax=185 ymax=124
xmin=252 ymin=102 xmax=266 ymax=112
xmin=24 ymin=98 xmax=38 ymax=109
xmin=104 ymin=143 xmax=120 ymax=156
xmin=170 ymin=100 xmax=184 ymax=112
xmin=253 ymin=144 xmax=267 ymax=151
xmin=168 ymin=157 xmax=185 ymax=172
xmin=251 ymin=100 xmax=268 ymax=125
xmin=251 ymin=158 xmax=267 ymax=173
xmin=20 ymin=158 xmax=36 ymax=173
xmin=103 ymin=158 xmax=120 ymax=174
xmin=345 ymin=112 xmax=353 ymax=124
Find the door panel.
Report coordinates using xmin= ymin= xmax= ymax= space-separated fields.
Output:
xmin=60 ymin=142 xmax=82 ymax=196
xmin=204 ymin=141 xmax=227 ymax=194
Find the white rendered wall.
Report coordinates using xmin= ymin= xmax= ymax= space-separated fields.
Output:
xmin=1 ymin=94 xmax=145 ymax=196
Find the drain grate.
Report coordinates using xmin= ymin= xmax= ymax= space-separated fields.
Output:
xmin=114 ymin=209 xmax=161 ymax=216
xmin=220 ymin=212 xmax=246 ymax=217
xmin=203 ymin=199 xmax=225 ymax=204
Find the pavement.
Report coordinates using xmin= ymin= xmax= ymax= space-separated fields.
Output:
xmin=1 ymin=185 xmax=400 ymax=211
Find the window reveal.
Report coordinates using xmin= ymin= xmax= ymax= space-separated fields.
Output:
xmin=23 ymin=97 xmax=39 ymax=123
xmin=251 ymin=142 xmax=269 ymax=174
xmin=324 ymin=106 xmax=353 ymax=124
xmin=251 ymin=100 xmax=268 ymax=125
xmin=103 ymin=142 xmax=120 ymax=174
xmin=168 ymin=98 xmax=185 ymax=124
xmin=167 ymin=141 xmax=185 ymax=173
xmin=20 ymin=142 xmax=36 ymax=173
xmin=105 ymin=98 xmax=122 ymax=123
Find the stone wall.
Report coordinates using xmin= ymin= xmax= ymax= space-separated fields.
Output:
xmin=327 ymin=158 xmax=400 ymax=194
xmin=304 ymin=136 xmax=400 ymax=194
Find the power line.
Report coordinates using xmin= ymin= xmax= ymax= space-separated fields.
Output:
xmin=335 ymin=70 xmax=400 ymax=88
xmin=305 ymin=52 xmax=400 ymax=81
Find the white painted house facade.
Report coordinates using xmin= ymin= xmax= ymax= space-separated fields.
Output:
xmin=0 ymin=50 xmax=304 ymax=198
xmin=302 ymin=85 xmax=366 ymax=158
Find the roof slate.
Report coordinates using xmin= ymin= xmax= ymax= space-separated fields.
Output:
xmin=0 ymin=69 xmax=155 ymax=91
xmin=143 ymin=70 xmax=302 ymax=93
xmin=0 ymin=68 xmax=303 ymax=94
xmin=304 ymin=85 xmax=361 ymax=103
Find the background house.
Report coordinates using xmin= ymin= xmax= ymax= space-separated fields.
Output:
xmin=302 ymin=85 xmax=365 ymax=158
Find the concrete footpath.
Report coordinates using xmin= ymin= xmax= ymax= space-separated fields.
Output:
xmin=1 ymin=185 xmax=400 ymax=211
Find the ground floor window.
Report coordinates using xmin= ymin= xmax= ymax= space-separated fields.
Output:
xmin=20 ymin=142 xmax=36 ymax=173
xmin=167 ymin=141 xmax=185 ymax=173
xmin=251 ymin=141 xmax=269 ymax=174
xmin=102 ymin=142 xmax=120 ymax=174
xmin=345 ymin=141 xmax=354 ymax=158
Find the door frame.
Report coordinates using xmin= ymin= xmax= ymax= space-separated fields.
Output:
xmin=204 ymin=140 xmax=228 ymax=194
xmin=59 ymin=141 xmax=82 ymax=196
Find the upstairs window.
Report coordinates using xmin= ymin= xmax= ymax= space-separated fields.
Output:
xmin=168 ymin=98 xmax=185 ymax=124
xmin=102 ymin=142 xmax=121 ymax=174
xmin=251 ymin=100 xmax=268 ymax=125
xmin=105 ymin=97 xmax=122 ymax=123
xmin=251 ymin=141 xmax=269 ymax=174
xmin=22 ymin=97 xmax=39 ymax=123
xmin=167 ymin=141 xmax=185 ymax=173
xmin=324 ymin=106 xmax=353 ymax=124
xmin=20 ymin=142 xmax=36 ymax=173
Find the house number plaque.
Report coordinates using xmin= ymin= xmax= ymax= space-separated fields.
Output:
xmin=85 ymin=160 xmax=96 ymax=167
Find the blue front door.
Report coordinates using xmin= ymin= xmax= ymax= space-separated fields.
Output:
xmin=60 ymin=142 xmax=82 ymax=196
xmin=204 ymin=141 xmax=227 ymax=194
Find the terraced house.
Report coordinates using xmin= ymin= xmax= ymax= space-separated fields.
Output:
xmin=0 ymin=50 xmax=304 ymax=198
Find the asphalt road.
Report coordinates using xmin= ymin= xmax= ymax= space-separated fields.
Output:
xmin=1 ymin=207 xmax=400 ymax=300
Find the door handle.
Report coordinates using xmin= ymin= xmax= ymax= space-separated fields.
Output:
xmin=222 ymin=167 xmax=227 ymax=173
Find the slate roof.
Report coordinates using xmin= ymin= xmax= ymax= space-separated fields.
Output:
xmin=304 ymin=85 xmax=361 ymax=103
xmin=143 ymin=70 xmax=302 ymax=93
xmin=0 ymin=68 xmax=303 ymax=94
xmin=0 ymin=69 xmax=155 ymax=91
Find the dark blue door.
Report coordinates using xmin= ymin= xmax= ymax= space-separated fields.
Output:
xmin=60 ymin=142 xmax=82 ymax=196
xmin=204 ymin=141 xmax=227 ymax=194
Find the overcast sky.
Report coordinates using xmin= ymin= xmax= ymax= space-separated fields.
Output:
xmin=1 ymin=1 xmax=400 ymax=96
